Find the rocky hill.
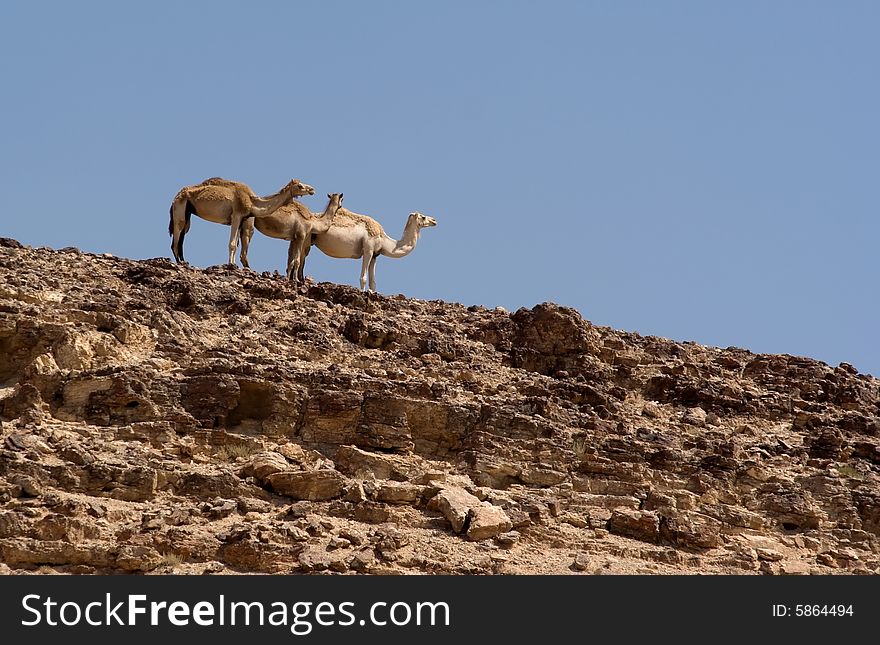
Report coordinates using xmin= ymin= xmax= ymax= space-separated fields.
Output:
xmin=0 ymin=238 xmax=878 ymax=575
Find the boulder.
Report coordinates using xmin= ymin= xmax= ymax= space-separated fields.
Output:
xmin=267 ymin=470 xmax=347 ymax=501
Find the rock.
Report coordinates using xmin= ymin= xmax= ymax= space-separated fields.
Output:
xmin=699 ymin=503 xmax=765 ymax=530
xmin=173 ymin=471 xmax=242 ymax=501
xmin=57 ymin=442 xmax=94 ymax=466
xmin=851 ymin=440 xmax=880 ymax=464
xmin=337 ymin=528 xmax=365 ymax=546
xmin=511 ymin=302 xmax=597 ymax=374
xmin=9 ymin=474 xmax=42 ymax=498
xmin=352 ymin=502 xmax=392 ymax=524
xmin=806 ymin=429 xmax=846 ymax=459
xmin=466 ymin=504 xmax=513 ymax=541
xmin=756 ymin=548 xmax=784 ymax=562
xmin=424 ymin=486 xmax=511 ymax=540
xmin=816 ymin=553 xmax=837 ymax=567
xmin=761 ymin=490 xmax=823 ymax=530
xmin=33 ymin=514 xmax=94 ymax=541
xmin=659 ymin=511 xmax=722 ymax=549
xmin=560 ymin=512 xmax=588 ymax=528
xmin=641 ymin=402 xmax=661 ymax=419
xmin=572 ymin=553 xmax=591 ymax=571
xmin=519 ymin=466 xmax=568 ymax=486
xmin=682 ymin=407 xmax=707 ymax=427
xmin=374 ymin=482 xmax=425 ymax=504
xmin=412 ymin=470 xmax=447 ymax=485
xmin=0 ymin=511 xmax=26 ymax=538
xmin=297 ymin=547 xmax=333 ymax=573
xmin=206 ymin=499 xmax=238 ymax=519
xmin=830 ymin=547 xmax=861 ymax=561
xmin=116 ymin=545 xmax=163 ymax=572
xmin=349 ymin=548 xmax=377 ymax=572
xmin=237 ymin=497 xmax=272 ymax=514
xmin=240 ymin=452 xmax=290 ymax=481
xmin=327 ymin=536 xmax=351 ymax=550
xmin=283 ymin=525 xmax=310 ymax=542
xmin=329 ymin=556 xmax=350 ymax=572
xmin=802 ymin=536 xmax=821 ymax=551
xmin=1 ymin=383 xmax=46 ymax=420
xmin=607 ymin=509 xmax=660 ymax=543
xmin=507 ymin=509 xmax=532 ymax=529
xmin=373 ymin=526 xmax=410 ymax=551
xmin=0 ymin=538 xmax=114 ymax=568
xmin=0 ymin=243 xmax=877 ymax=575
xmin=332 ymin=445 xmax=411 ymax=480
xmin=277 ymin=443 xmax=332 ymax=469
xmin=266 ymin=470 xmax=347 ymax=501
xmin=780 ymin=560 xmax=813 ymax=575
xmin=428 ymin=487 xmax=482 ymax=533
xmin=218 ymin=531 xmax=299 ymax=572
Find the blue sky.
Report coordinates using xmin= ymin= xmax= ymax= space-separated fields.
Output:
xmin=1 ymin=2 xmax=877 ymax=376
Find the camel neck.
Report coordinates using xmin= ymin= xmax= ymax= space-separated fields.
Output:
xmin=318 ymin=199 xmax=340 ymax=219
xmin=385 ymin=219 xmax=420 ymax=258
xmin=254 ymin=188 xmax=288 ymax=209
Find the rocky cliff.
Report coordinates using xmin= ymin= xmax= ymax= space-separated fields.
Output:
xmin=1 ymin=238 xmax=878 ymax=574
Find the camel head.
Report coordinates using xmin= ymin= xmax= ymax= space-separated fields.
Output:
xmin=327 ymin=193 xmax=344 ymax=208
xmin=409 ymin=212 xmax=437 ymax=229
xmin=285 ymin=179 xmax=315 ymax=198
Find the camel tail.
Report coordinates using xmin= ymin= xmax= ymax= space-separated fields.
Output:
xmin=168 ymin=204 xmax=174 ymax=236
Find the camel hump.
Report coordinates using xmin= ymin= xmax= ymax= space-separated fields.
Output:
xmin=186 ymin=184 xmax=238 ymax=203
xmin=336 ymin=208 xmax=385 ymax=237
xmin=173 ymin=186 xmax=192 ymax=202
xmin=280 ymin=200 xmax=313 ymax=219
xmin=198 ymin=177 xmax=257 ymax=196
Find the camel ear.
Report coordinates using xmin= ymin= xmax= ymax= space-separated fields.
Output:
xmin=327 ymin=194 xmax=331 ymax=199
xmin=340 ymin=193 xmax=343 ymax=199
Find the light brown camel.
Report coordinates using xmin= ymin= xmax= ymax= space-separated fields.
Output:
xmin=239 ymin=193 xmax=344 ymax=282
xmin=300 ymin=207 xmax=437 ymax=291
xmin=168 ymin=177 xmax=314 ymax=267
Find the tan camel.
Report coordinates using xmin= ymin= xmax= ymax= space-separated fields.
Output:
xmin=239 ymin=193 xmax=344 ymax=282
xmin=168 ymin=177 xmax=314 ymax=267
xmin=300 ymin=207 xmax=437 ymax=291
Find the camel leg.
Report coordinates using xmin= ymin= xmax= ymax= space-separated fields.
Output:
xmin=297 ymin=242 xmax=312 ymax=283
xmin=239 ymin=218 xmax=255 ymax=269
xmin=227 ymin=212 xmax=244 ymax=267
xmin=169 ymin=201 xmax=187 ymax=263
xmin=368 ymin=255 xmax=379 ymax=292
xmin=286 ymin=238 xmax=299 ymax=282
xmin=359 ymin=250 xmax=372 ymax=291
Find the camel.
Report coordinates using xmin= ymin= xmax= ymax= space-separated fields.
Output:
xmin=239 ymin=193 xmax=344 ymax=282
xmin=168 ymin=177 xmax=314 ymax=267
xmin=300 ymin=207 xmax=437 ymax=292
